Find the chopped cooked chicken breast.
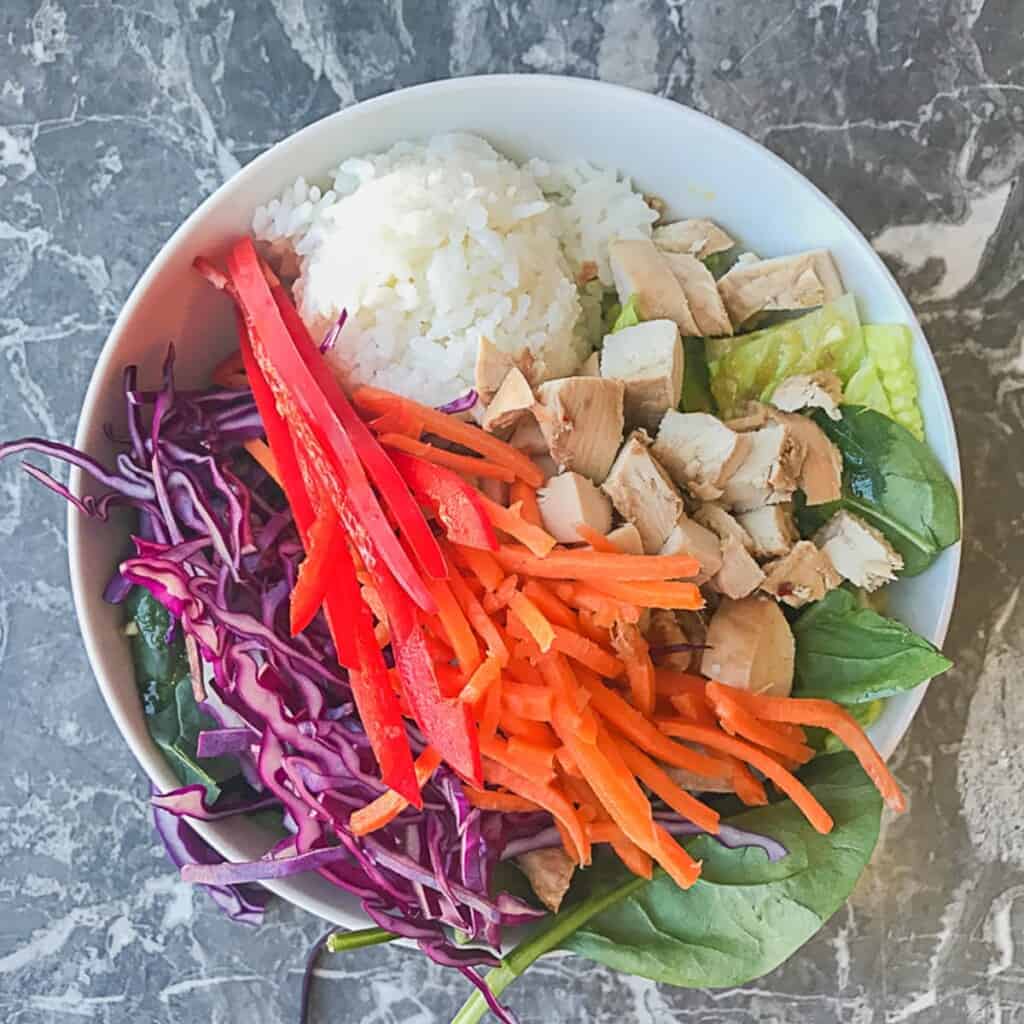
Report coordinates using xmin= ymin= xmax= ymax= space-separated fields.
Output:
xmin=516 ymin=848 xmax=575 ymax=913
xmin=601 ymin=432 xmax=685 ymax=554
xmin=717 ymin=250 xmax=844 ymax=327
xmin=579 ymin=351 xmax=601 ymax=376
xmin=693 ymin=503 xmax=756 ymax=553
xmin=659 ymin=516 xmax=723 ymax=585
xmin=653 ymin=218 xmax=736 ymax=260
xmin=781 ymin=412 xmax=843 ymax=505
xmin=736 ymin=504 xmax=799 ymax=560
xmin=605 ymin=522 xmax=645 ymax=555
xmin=771 ymin=371 xmax=844 ymax=421
xmin=719 ymin=423 xmax=806 ymax=512
xmin=711 ymin=535 xmax=766 ymax=600
xmin=701 ymin=596 xmax=795 ymax=697
xmin=608 ymin=239 xmax=700 ymax=336
xmin=482 ymin=367 xmax=535 ymax=434
xmin=537 ymin=471 xmax=613 ymax=544
xmin=661 ymin=252 xmax=733 ymax=337
xmin=475 ymin=337 xmax=515 ymax=404
xmin=814 ymin=510 xmax=904 ymax=591
xmin=760 ymin=541 xmax=842 ymax=608
xmin=600 ymin=320 xmax=684 ymax=432
xmin=645 ymin=608 xmax=699 ymax=672
xmin=652 ymin=411 xmax=751 ymax=501
xmin=534 ymin=377 xmax=625 ymax=483
xmin=508 ymin=416 xmax=549 ymax=455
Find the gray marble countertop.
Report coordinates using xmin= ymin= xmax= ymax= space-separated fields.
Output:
xmin=1 ymin=2 xmax=1021 ymax=1022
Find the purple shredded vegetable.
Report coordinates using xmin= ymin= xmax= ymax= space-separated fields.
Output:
xmin=436 ymin=389 xmax=478 ymax=414
xmin=319 ymin=310 xmax=347 ymax=353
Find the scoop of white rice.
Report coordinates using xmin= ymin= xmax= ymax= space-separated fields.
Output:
xmin=252 ymin=133 xmax=655 ymax=406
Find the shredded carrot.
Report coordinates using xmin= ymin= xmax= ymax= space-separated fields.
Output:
xmin=545 ymin=625 xmax=623 ymax=678
xmin=652 ymin=823 xmax=703 ymax=890
xmin=454 ymin=544 xmax=506 ymax=592
xmin=669 ymin=692 xmax=718 ymax=727
xmin=555 ymin=582 xmax=640 ymax=625
xmin=616 ymin=738 xmax=720 ymax=834
xmin=501 ymin=681 xmax=553 ymax=721
xmin=465 ymin=787 xmax=540 ymax=813
xmin=555 ymin=745 xmax=583 ymax=778
xmin=380 ymin=433 xmax=515 ymax=483
xmin=504 ymin=658 xmax=545 ymax=687
xmin=715 ymin=697 xmax=815 ymax=764
xmin=659 ymin=719 xmax=834 ymax=832
xmin=521 ymin=580 xmax=579 ymax=630
xmin=459 ymin=656 xmax=502 ymax=706
xmin=354 ymin=386 xmax=544 ymax=485
xmin=539 ymin=655 xmax=600 ymax=744
xmin=501 ymin=711 xmax=558 ymax=747
xmin=612 ymin=623 xmax=656 ymax=717
xmin=507 ymin=734 xmax=558 ymax=776
xmin=656 ymin=669 xmax=709 ymax=698
xmin=481 ymin=734 xmax=555 ymax=785
xmin=495 ymin=544 xmax=701 ymax=581
xmin=243 ymin=439 xmax=281 ymax=485
xmin=480 ymin=496 xmax=557 ymax=557
xmin=575 ymin=610 xmax=611 ymax=646
xmin=427 ymin=577 xmax=482 ymax=676
xmin=446 ymin=570 xmax=510 ymax=667
xmin=507 ymin=591 xmax=556 ymax=653
xmin=482 ymin=758 xmax=590 ymax=864
xmin=479 ymin=678 xmax=503 ymax=742
xmin=588 ymin=578 xmax=705 ymax=610
xmin=611 ymin=834 xmax=655 ymax=879
xmin=349 ymin=747 xmax=442 ymax=836
xmin=574 ymin=523 xmax=618 ymax=553
xmin=729 ymin=757 xmax=769 ymax=806
xmin=368 ymin=407 xmax=424 ymax=438
xmin=705 ymin=683 xmax=906 ymax=813
xmin=510 ymin=479 xmax=543 ymax=528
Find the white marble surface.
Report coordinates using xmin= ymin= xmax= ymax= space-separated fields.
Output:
xmin=1 ymin=1 xmax=1022 ymax=1021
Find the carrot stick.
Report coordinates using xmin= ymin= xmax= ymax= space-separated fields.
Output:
xmin=555 ymin=745 xmax=583 ymax=778
xmin=539 ymin=654 xmax=600 ymax=745
xmin=611 ymin=835 xmax=655 ymax=879
xmin=427 ymin=578 xmax=482 ymax=676
xmin=729 ymin=758 xmax=769 ymax=806
xmin=447 ymin=570 xmax=510 ymax=667
xmin=656 ymin=669 xmax=709 ymax=699
xmin=715 ymin=698 xmax=815 ymax=764
xmin=465 ymin=787 xmax=540 ymax=813
xmin=507 ymin=735 xmax=558 ymax=776
xmin=480 ymin=496 xmax=557 ymax=557
xmin=349 ymin=747 xmax=442 ymax=836
xmin=479 ymin=678 xmax=503 ymax=742
xmin=354 ymin=386 xmax=544 ymax=485
xmin=381 ymin=433 xmax=515 ymax=483
xmin=243 ymin=439 xmax=281 ymax=485
xmin=481 ymin=734 xmax=555 ymax=785
xmin=507 ymin=591 xmax=556 ymax=653
xmin=669 ymin=693 xmax=718 ymax=727
xmin=652 ymin=823 xmax=703 ymax=890
xmin=495 ymin=544 xmax=701 ymax=581
xmin=510 ymin=479 xmax=543 ymax=528
xmin=574 ymin=523 xmax=618 ymax=553
xmin=501 ymin=711 xmax=558 ymax=747
xmin=459 ymin=656 xmax=502 ymax=705
xmin=522 ymin=580 xmax=579 ymax=630
xmin=588 ymin=578 xmax=705 ymax=610
xmin=501 ymin=681 xmax=553 ymax=721
xmin=453 ymin=544 xmax=506 ymax=592
xmin=704 ymin=683 xmax=906 ymax=813
xmin=556 ymin=582 xmax=640 ymax=625
xmin=504 ymin=658 xmax=545 ymax=687
xmin=616 ymin=739 xmax=720 ymax=834
xmin=549 ymin=625 xmax=624 ymax=678
xmin=482 ymin=758 xmax=591 ymax=864
xmin=612 ymin=623 xmax=656 ymax=717
xmin=659 ymin=720 xmax=834 ymax=833
xmin=368 ymin=407 xmax=424 ymax=439
xmin=574 ymin=610 xmax=611 ymax=646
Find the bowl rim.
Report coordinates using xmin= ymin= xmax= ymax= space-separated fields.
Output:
xmin=67 ymin=72 xmax=963 ymax=927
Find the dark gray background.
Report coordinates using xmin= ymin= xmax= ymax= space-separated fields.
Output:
xmin=1 ymin=1 xmax=1022 ymax=1021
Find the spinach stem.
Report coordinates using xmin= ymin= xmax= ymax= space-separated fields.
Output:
xmin=325 ymin=927 xmax=397 ymax=954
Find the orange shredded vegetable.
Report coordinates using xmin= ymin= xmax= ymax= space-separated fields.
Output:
xmin=480 ymin=496 xmax=558 ymax=557
xmin=510 ymin=479 xmax=543 ymax=528
xmin=349 ymin=747 xmax=442 ymax=836
xmin=494 ymin=544 xmax=701 ymax=582
xmin=380 ymin=433 xmax=515 ymax=482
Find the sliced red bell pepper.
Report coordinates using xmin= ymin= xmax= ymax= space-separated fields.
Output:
xmin=238 ymin=315 xmax=420 ymax=805
xmin=226 ymin=237 xmax=436 ymax=615
xmin=389 ymin=450 xmax=498 ymax=552
xmin=268 ymin=283 xmax=447 ymax=582
xmin=374 ymin=564 xmax=483 ymax=786
xmin=289 ymin=503 xmax=347 ymax=637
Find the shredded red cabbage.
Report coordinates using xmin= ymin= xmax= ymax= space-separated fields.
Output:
xmin=436 ymin=389 xmax=478 ymax=414
xmin=320 ymin=310 xmax=348 ymax=353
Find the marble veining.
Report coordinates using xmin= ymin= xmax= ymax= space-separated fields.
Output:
xmin=1 ymin=1 xmax=1023 ymax=1021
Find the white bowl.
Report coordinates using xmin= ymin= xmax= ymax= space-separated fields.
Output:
xmin=67 ymin=74 xmax=963 ymax=928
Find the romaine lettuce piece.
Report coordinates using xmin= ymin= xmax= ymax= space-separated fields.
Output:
xmin=610 ymin=293 xmax=640 ymax=333
xmin=862 ymin=324 xmax=925 ymax=440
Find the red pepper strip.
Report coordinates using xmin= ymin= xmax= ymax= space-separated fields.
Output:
xmin=269 ymin=282 xmax=446 ymax=581
xmin=238 ymin=317 xmax=420 ymax=805
xmin=227 ymin=238 xmax=436 ymax=614
xmin=374 ymin=564 xmax=483 ymax=786
xmin=389 ymin=451 xmax=498 ymax=552
xmin=289 ymin=504 xmax=347 ymax=637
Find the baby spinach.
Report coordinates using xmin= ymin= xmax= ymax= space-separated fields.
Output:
xmin=452 ymin=754 xmax=881 ymax=1021
xmin=797 ymin=405 xmax=960 ymax=575
xmin=792 ymin=588 xmax=953 ymax=703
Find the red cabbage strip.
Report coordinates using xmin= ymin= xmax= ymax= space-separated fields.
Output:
xmin=151 ymin=784 xmax=279 ymax=821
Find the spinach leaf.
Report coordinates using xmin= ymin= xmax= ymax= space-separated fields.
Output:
xmin=702 ymin=247 xmax=739 ymax=280
xmin=681 ymin=337 xmax=716 ymax=413
xmin=792 ymin=588 xmax=952 ymax=703
xmin=797 ymin=405 xmax=960 ymax=575
xmin=805 ymin=699 xmax=885 ymax=753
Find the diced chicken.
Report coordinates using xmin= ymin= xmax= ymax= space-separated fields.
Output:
xmin=537 ymin=471 xmax=613 ymax=544
xmin=645 ymin=608 xmax=699 ymax=672
xmin=717 ymin=250 xmax=844 ymax=328
xmin=693 ymin=503 xmax=756 ymax=554
xmin=779 ymin=412 xmax=843 ymax=506
xmin=710 ymin=535 xmax=765 ymax=600
xmin=532 ymin=453 xmax=560 ymax=481
xmin=659 ymin=516 xmax=723 ymax=585
xmin=605 ymin=522 xmax=645 ymax=555
xmin=661 ymin=252 xmax=733 ymax=337
xmin=653 ymin=218 xmax=736 ymax=260
xmin=579 ymin=351 xmax=601 ymax=376
xmin=601 ymin=432 xmax=686 ymax=554
xmin=771 ymin=371 xmax=844 ymax=421
xmin=814 ymin=510 xmax=904 ymax=591
xmin=516 ymin=848 xmax=575 ymax=913
xmin=534 ymin=377 xmax=625 ymax=483
xmin=608 ymin=238 xmax=700 ymax=336
xmin=508 ymin=416 xmax=549 ymax=455
xmin=761 ymin=541 xmax=842 ymax=608
xmin=475 ymin=337 xmax=515 ymax=404
xmin=718 ymin=423 xmax=806 ymax=512
xmin=482 ymin=367 xmax=535 ymax=434
xmin=652 ymin=411 xmax=752 ymax=501
xmin=736 ymin=504 xmax=799 ymax=560
xmin=701 ymin=596 xmax=795 ymax=697
xmin=725 ymin=402 xmax=772 ymax=433
xmin=599 ymin=320 xmax=684 ymax=432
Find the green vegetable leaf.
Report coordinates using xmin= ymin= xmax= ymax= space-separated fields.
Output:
xmin=792 ymin=588 xmax=952 ymax=703
xmin=702 ymin=248 xmax=739 ymax=280
xmin=796 ymin=405 xmax=961 ymax=575
xmin=125 ymin=587 xmax=188 ymax=715
xmin=805 ymin=700 xmax=886 ymax=753
xmin=862 ymin=325 xmax=924 ymax=440
xmin=681 ymin=337 xmax=716 ymax=413
xmin=611 ymin=294 xmax=641 ymax=333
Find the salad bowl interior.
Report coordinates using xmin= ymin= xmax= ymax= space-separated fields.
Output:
xmin=67 ymin=74 xmax=962 ymax=928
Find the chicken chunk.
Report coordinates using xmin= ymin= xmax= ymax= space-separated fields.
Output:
xmin=482 ymin=367 xmax=535 ymax=434
xmin=608 ymin=238 xmax=700 ymax=336
xmin=517 ymin=848 xmax=575 ymax=913
xmin=652 ymin=411 xmax=751 ymax=501
xmin=508 ymin=416 xmax=549 ymax=455
xmin=605 ymin=522 xmax=645 ymax=555
xmin=814 ymin=510 xmax=904 ymax=591
xmin=475 ymin=337 xmax=516 ymax=404
xmin=661 ymin=252 xmax=733 ymax=337
xmin=693 ymin=503 xmax=756 ymax=553
xmin=579 ymin=351 xmax=601 ymax=376
xmin=717 ymin=250 xmax=844 ymax=327
xmin=711 ymin=535 xmax=766 ymax=600
xmin=645 ymin=608 xmax=700 ymax=672
xmin=736 ymin=504 xmax=799 ymax=560
xmin=659 ymin=516 xmax=723 ymax=585
xmin=771 ymin=371 xmax=844 ymax=421
xmin=701 ymin=596 xmax=795 ymax=697
xmin=719 ymin=423 xmax=806 ymax=512
xmin=534 ymin=377 xmax=625 ymax=483
xmin=653 ymin=218 xmax=736 ymax=260
xmin=760 ymin=541 xmax=842 ymax=608
xmin=537 ymin=471 xmax=613 ymax=544
xmin=601 ymin=432 xmax=685 ymax=554
xmin=599 ymin=320 xmax=684 ymax=432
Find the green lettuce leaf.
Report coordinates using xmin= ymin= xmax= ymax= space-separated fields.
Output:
xmin=862 ymin=324 xmax=925 ymax=440
xmin=611 ymin=293 xmax=641 ymax=333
